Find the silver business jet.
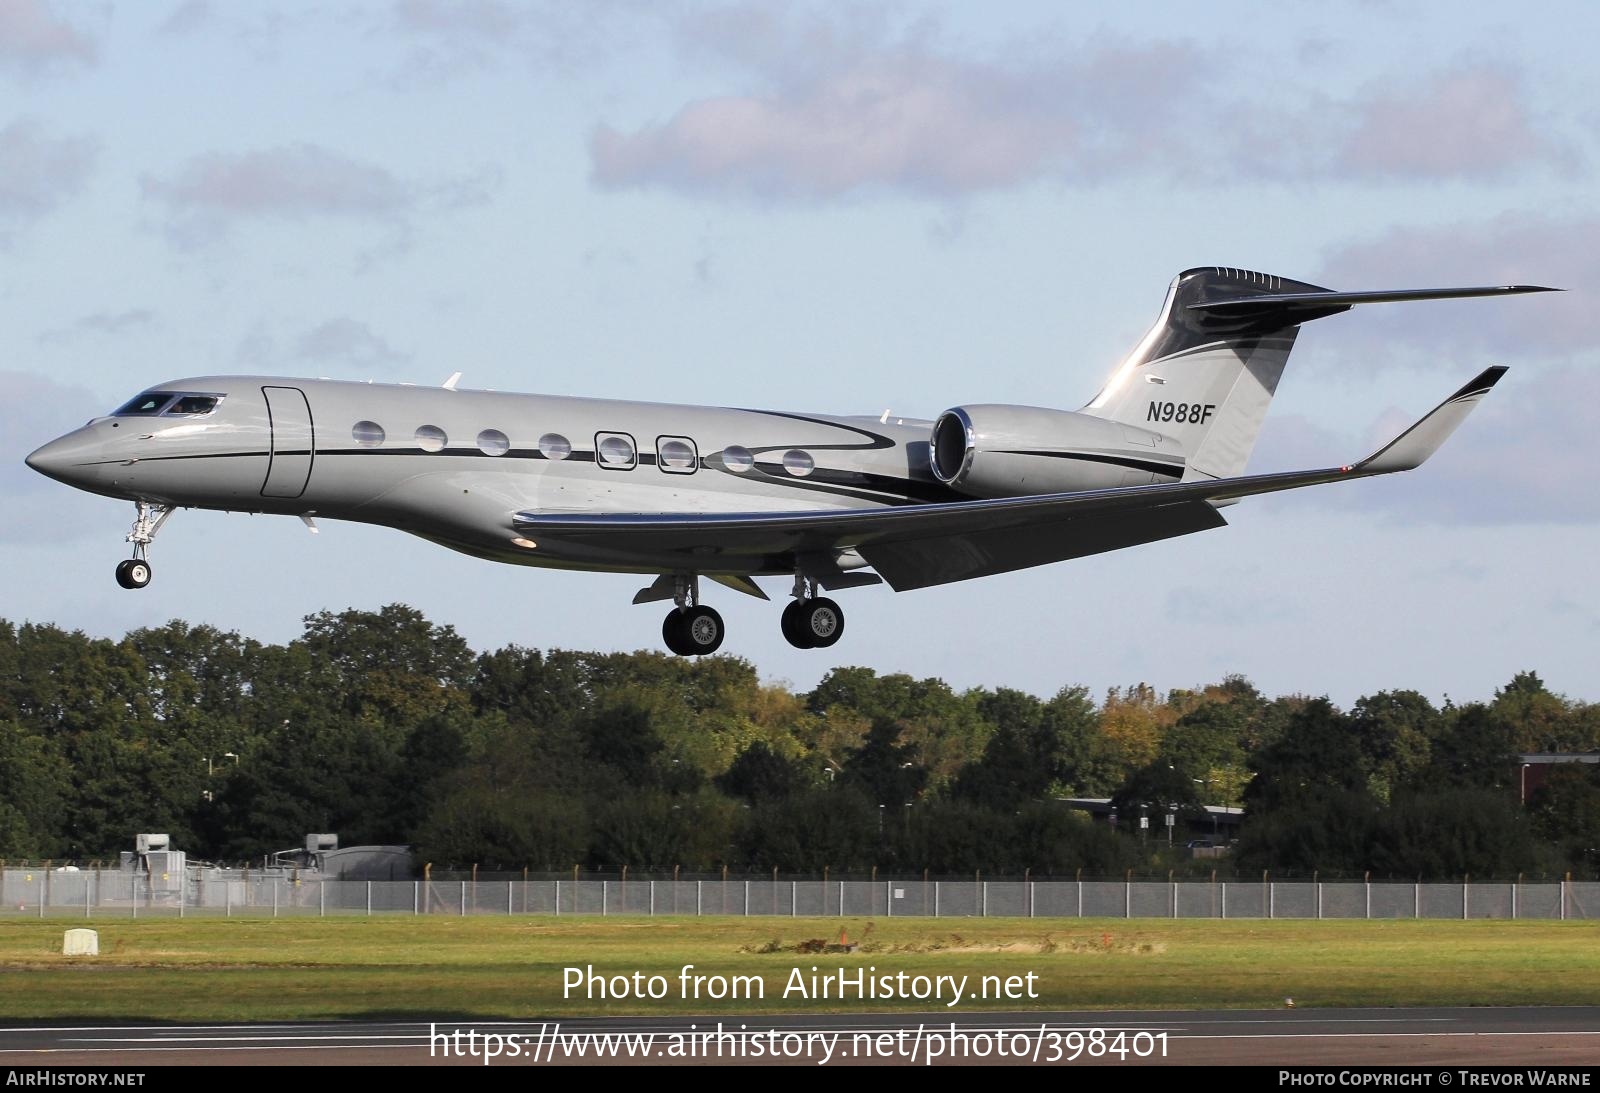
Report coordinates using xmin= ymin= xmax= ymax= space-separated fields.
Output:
xmin=26 ymin=267 xmax=1551 ymax=655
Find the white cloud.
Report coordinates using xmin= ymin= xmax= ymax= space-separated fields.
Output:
xmin=1254 ymin=366 xmax=1600 ymax=526
xmin=294 ymin=318 xmax=411 ymax=371
xmin=590 ymin=11 xmax=1578 ymax=202
xmin=1314 ymin=214 xmax=1596 ymax=360
xmin=0 ymin=119 xmax=95 ymax=236
xmin=0 ymin=0 xmax=97 ymax=75
xmin=1334 ymin=64 xmax=1571 ymax=180
xmin=140 ymin=143 xmax=500 ymax=247
xmin=591 ymin=12 xmax=1210 ymax=200
xmin=38 ymin=309 xmax=155 ymax=344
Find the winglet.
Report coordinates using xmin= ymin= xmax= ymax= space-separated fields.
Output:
xmin=1355 ymin=366 xmax=1507 ymax=475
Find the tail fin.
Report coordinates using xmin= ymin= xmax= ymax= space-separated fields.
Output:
xmin=1081 ymin=267 xmax=1552 ymax=482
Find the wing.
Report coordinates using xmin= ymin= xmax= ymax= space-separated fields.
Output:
xmin=514 ymin=367 xmax=1505 ymax=591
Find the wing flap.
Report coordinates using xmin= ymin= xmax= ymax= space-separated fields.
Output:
xmin=859 ymin=501 xmax=1227 ymax=591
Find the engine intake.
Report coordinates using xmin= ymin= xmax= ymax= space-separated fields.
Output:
xmin=928 ymin=404 xmax=1178 ymax=498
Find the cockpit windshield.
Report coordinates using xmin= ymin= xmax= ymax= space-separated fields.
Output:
xmin=112 ymin=392 xmax=221 ymax=417
xmin=114 ymin=392 xmax=174 ymax=416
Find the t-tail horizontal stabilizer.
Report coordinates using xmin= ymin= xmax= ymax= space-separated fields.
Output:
xmin=1188 ymin=285 xmax=1557 ymax=325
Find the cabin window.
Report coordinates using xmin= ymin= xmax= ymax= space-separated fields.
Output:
xmin=538 ymin=433 xmax=572 ymax=460
xmin=721 ymin=445 xmax=754 ymax=473
xmin=352 ymin=421 xmax=385 ymax=448
xmin=656 ymin=436 xmax=698 ymax=474
xmin=415 ymin=424 xmax=448 ymax=453
xmin=596 ymin=432 xmax=636 ymax=470
xmin=477 ymin=428 xmax=510 ymax=456
xmin=782 ymin=449 xmax=815 ymax=477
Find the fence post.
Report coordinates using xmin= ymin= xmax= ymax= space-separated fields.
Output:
xmin=179 ymin=874 xmax=185 ymax=919
xmin=1315 ymin=872 xmax=1321 ymax=920
xmin=554 ymin=880 xmax=561 ymax=917
xmin=1365 ymin=872 xmax=1371 ymax=919
xmin=225 ymin=878 xmax=231 ymax=919
xmin=272 ymin=878 xmax=278 ymax=919
xmin=1463 ymin=875 xmax=1469 ymax=920
xmin=1513 ymin=874 xmax=1520 ymax=920
xmin=460 ymin=880 xmax=466 ymax=918
xmin=1221 ymin=881 xmax=1227 ymax=919
xmin=791 ymin=880 xmax=797 ymax=917
xmin=602 ymin=880 xmax=608 ymax=917
xmin=1125 ymin=870 xmax=1131 ymax=919
xmin=414 ymin=880 xmax=419 ymax=916
xmin=981 ymin=880 xmax=988 ymax=917
xmin=1170 ymin=871 xmax=1176 ymax=919
xmin=696 ymin=880 xmax=702 ymax=917
xmin=1415 ymin=879 xmax=1421 ymax=919
xmin=507 ymin=881 xmax=512 ymax=917
xmin=839 ymin=880 xmax=845 ymax=916
xmin=87 ymin=874 xmax=93 ymax=919
xmin=1076 ymin=869 xmax=1082 ymax=919
xmin=886 ymin=880 xmax=892 ymax=918
xmin=368 ymin=881 xmax=373 ymax=917
xmin=319 ymin=879 xmax=325 ymax=918
xmin=649 ymin=880 xmax=655 ymax=918
xmin=744 ymin=880 xmax=749 ymax=916
xmin=1562 ymin=873 xmax=1569 ymax=921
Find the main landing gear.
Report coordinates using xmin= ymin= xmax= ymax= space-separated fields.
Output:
xmin=660 ymin=575 xmax=725 ymax=656
xmin=781 ymin=576 xmax=844 ymax=649
xmin=114 ymin=502 xmax=172 ymax=590
xmin=650 ymin=573 xmax=849 ymax=656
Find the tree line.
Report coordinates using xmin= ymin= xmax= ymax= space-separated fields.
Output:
xmin=1 ymin=606 xmax=1596 ymax=879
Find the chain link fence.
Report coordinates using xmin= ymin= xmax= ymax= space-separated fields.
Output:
xmin=2 ymin=868 xmax=1595 ymax=921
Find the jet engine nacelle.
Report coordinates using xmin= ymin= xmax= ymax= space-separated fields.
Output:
xmin=928 ymin=404 xmax=1181 ymax=498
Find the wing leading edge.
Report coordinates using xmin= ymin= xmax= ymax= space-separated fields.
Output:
xmin=513 ymin=367 xmax=1506 ymax=591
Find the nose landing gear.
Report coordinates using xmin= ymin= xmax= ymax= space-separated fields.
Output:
xmin=115 ymin=501 xmax=172 ymax=590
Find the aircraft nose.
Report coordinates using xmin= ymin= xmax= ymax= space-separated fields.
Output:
xmin=25 ymin=431 xmax=98 ymax=486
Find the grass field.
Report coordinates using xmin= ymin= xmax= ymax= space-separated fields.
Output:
xmin=2 ymin=916 xmax=1598 ymax=1021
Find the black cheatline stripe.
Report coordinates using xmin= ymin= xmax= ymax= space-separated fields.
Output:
xmin=734 ymin=410 xmax=898 ymax=451
xmin=994 ymin=450 xmax=1184 ymax=477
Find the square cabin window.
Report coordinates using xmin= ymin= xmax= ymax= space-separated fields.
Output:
xmin=656 ymin=436 xmax=698 ymax=475
xmin=595 ymin=432 xmax=637 ymax=470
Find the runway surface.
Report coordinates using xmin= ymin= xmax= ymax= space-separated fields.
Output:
xmin=3 ymin=1008 xmax=1600 ymax=1066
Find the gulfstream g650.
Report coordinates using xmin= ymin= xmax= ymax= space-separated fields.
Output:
xmin=26 ymin=267 xmax=1551 ymax=655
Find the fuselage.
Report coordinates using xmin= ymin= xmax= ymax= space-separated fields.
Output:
xmin=26 ymin=376 xmax=1184 ymax=578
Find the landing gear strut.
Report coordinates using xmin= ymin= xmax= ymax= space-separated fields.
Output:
xmin=115 ymin=502 xmax=172 ymax=590
xmin=781 ymin=575 xmax=844 ymax=649
xmin=661 ymin=575 xmax=724 ymax=656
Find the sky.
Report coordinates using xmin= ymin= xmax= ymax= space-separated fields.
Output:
xmin=1 ymin=0 xmax=1595 ymax=708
